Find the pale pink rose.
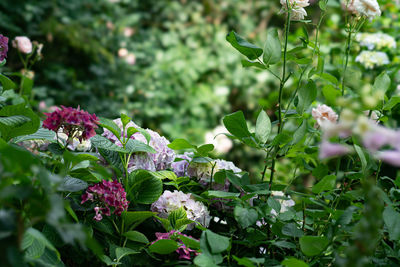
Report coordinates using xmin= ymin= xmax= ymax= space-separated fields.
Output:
xmin=12 ymin=36 xmax=32 ymax=54
xmin=123 ymin=27 xmax=135 ymax=37
xmin=312 ymin=104 xmax=338 ymax=127
xmin=280 ymin=0 xmax=310 ymax=21
xmin=319 ymin=141 xmax=351 ymax=159
xmin=125 ymin=53 xmax=136 ymax=65
xmin=354 ymin=0 xmax=381 ymax=20
xmin=118 ymin=48 xmax=128 ymax=58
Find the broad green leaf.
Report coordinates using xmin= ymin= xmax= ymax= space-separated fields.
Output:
xmin=234 ymin=206 xmax=258 ymax=228
xmin=204 ymin=190 xmax=240 ymax=199
xmin=233 ymin=255 xmax=265 ymax=267
xmin=0 ymin=115 xmax=30 ymax=127
xmin=0 ymin=74 xmax=16 ymax=90
xmin=322 ymin=84 xmax=340 ymax=106
xmin=383 ymin=96 xmax=400 ymax=111
xmin=282 ymin=223 xmax=303 ymax=238
xmin=179 ymin=234 xmax=200 ymax=250
xmin=11 ymin=127 xmax=55 ymax=143
xmin=373 ymin=72 xmax=390 ymax=92
xmin=126 ymin=127 xmax=138 ymax=140
xmin=22 ymin=228 xmax=60 ymax=259
xmin=241 ymin=59 xmax=266 ymax=69
xmin=149 ymin=239 xmax=179 ymax=254
xmin=99 ymin=117 xmax=121 ymax=140
xmin=120 ymin=113 xmax=131 ymax=128
xmin=226 ymin=31 xmax=263 ymax=60
xmin=100 ymin=255 xmax=121 ymax=266
xmin=58 ymin=176 xmax=88 ymax=192
xmin=222 ymin=111 xmax=251 ymax=140
xmin=205 ymin=230 xmax=230 ymax=254
xmin=168 ymin=138 xmax=196 ymax=150
xmin=168 ymin=207 xmax=187 ymax=229
xmin=122 ymin=211 xmax=155 ymax=229
xmin=115 ymin=247 xmax=139 ymax=261
xmin=255 ymin=110 xmax=271 ymax=144
xmin=292 ymin=121 xmax=307 ymax=145
xmin=297 ymin=80 xmax=317 ymax=114
xmin=150 ymin=170 xmax=177 ymax=181
xmin=282 ymin=258 xmax=309 ymax=267
xmin=123 ymin=231 xmax=149 ymax=244
xmin=383 ymin=206 xmax=400 ymax=241
xmin=194 ymin=254 xmax=219 ymax=267
xmin=263 ymin=28 xmax=281 ymax=65
xmin=91 ymin=135 xmax=127 ymax=153
xmin=353 ymin=144 xmax=367 ymax=174
xmin=127 ymin=170 xmax=163 ymax=204
xmin=299 ymin=236 xmax=329 ymax=256
xmin=125 ymin=139 xmax=156 ymax=153
xmin=268 ymin=197 xmax=281 ymax=214
xmin=312 ymin=175 xmax=336 ymax=194
xmin=196 ymin=144 xmax=214 ymax=156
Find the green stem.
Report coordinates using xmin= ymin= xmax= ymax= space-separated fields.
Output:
xmin=341 ymin=27 xmax=352 ymax=96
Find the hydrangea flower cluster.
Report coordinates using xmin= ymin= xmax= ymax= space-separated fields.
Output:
xmin=356 ymin=33 xmax=397 ymax=50
xmin=0 ymin=34 xmax=9 ymax=61
xmin=12 ymin=36 xmax=32 ymax=54
xmin=151 ymin=190 xmax=210 ymax=229
xmin=279 ymin=0 xmax=310 ymax=21
xmin=355 ymin=51 xmax=389 ymax=69
xmin=43 ymin=106 xmax=99 ymax=142
xmin=81 ymin=180 xmax=129 ymax=221
xmin=312 ymin=104 xmax=338 ymax=128
xmin=102 ymin=118 xmax=175 ymax=172
xmin=318 ymin=109 xmax=400 ymax=167
xmin=152 ymin=231 xmax=199 ymax=260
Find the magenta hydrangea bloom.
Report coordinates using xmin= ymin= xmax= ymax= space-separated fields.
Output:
xmin=81 ymin=180 xmax=129 ymax=221
xmin=0 ymin=34 xmax=9 ymax=61
xmin=43 ymin=106 xmax=99 ymax=141
xmin=152 ymin=230 xmax=199 ymax=260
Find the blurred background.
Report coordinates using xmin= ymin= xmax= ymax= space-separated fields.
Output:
xmin=0 ymin=0 xmax=399 ymax=177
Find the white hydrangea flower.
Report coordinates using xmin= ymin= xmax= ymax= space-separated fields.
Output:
xmin=355 ymin=51 xmax=390 ymax=69
xmin=280 ymin=0 xmax=310 ymax=21
xmin=204 ymin=125 xmax=233 ymax=154
xmin=311 ymin=104 xmax=339 ymax=128
xmin=269 ymin=191 xmax=296 ymax=217
xmin=151 ymin=190 xmax=211 ymax=229
xmin=356 ymin=33 xmax=397 ymax=50
xmin=57 ymin=130 xmax=91 ymax=152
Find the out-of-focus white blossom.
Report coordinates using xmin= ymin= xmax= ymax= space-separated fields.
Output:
xmin=356 ymin=33 xmax=397 ymax=50
xmin=151 ymin=190 xmax=211 ymax=230
xmin=269 ymin=191 xmax=296 ymax=217
xmin=118 ymin=48 xmax=128 ymax=58
xmin=123 ymin=27 xmax=135 ymax=37
xmin=355 ymin=51 xmax=389 ymax=69
xmin=353 ymin=0 xmax=381 ymax=20
xmin=12 ymin=36 xmax=32 ymax=54
xmin=280 ymin=0 xmax=310 ymax=21
xmin=204 ymin=126 xmax=233 ymax=154
xmin=57 ymin=130 xmax=92 ymax=152
xmin=125 ymin=53 xmax=136 ymax=65
xmin=312 ymin=104 xmax=338 ymax=128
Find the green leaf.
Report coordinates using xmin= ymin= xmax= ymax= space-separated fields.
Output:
xmin=205 ymin=230 xmax=230 ymax=254
xmin=194 ymin=254 xmax=219 ymax=267
xmin=353 ymin=144 xmax=367 ymax=174
xmin=226 ymin=31 xmax=263 ymax=60
xmin=120 ymin=113 xmax=131 ymax=128
xmin=196 ymin=144 xmax=214 ymax=156
xmin=11 ymin=127 xmax=55 ymax=143
xmin=100 ymin=255 xmax=121 ymax=266
xmin=282 ymin=223 xmax=303 ymax=237
xmin=99 ymin=117 xmax=121 ymax=140
xmin=123 ymin=231 xmax=149 ymax=244
xmin=149 ymin=239 xmax=179 ymax=254
xmin=125 ymin=139 xmax=156 ymax=153
xmin=322 ymin=84 xmax=340 ymax=106
xmin=223 ymin=111 xmax=251 ymax=140
xmin=255 ymin=110 xmax=271 ymax=144
xmin=204 ymin=190 xmax=240 ymax=199
xmin=168 ymin=138 xmax=196 ymax=150
xmin=373 ymin=72 xmax=390 ymax=93
xmin=234 ymin=206 xmax=258 ymax=228
xmin=150 ymin=170 xmax=177 ymax=181
xmin=268 ymin=197 xmax=281 ymax=214
xmin=115 ymin=247 xmax=139 ymax=261
xmin=168 ymin=207 xmax=187 ymax=229
xmin=282 ymin=258 xmax=309 ymax=267
xmin=58 ymin=176 xmax=88 ymax=192
xmin=312 ymin=175 xmax=336 ymax=194
xmin=91 ymin=135 xmax=127 ymax=152
xmin=22 ymin=228 xmax=60 ymax=260
xmin=126 ymin=127 xmax=138 ymax=140
xmin=0 ymin=74 xmax=16 ymax=90
xmin=127 ymin=170 xmax=163 ymax=204
xmin=135 ymin=127 xmax=151 ymax=144
xmin=383 ymin=96 xmax=400 ymax=111
xmin=179 ymin=234 xmax=200 ymax=250
xmin=292 ymin=121 xmax=307 ymax=145
xmin=122 ymin=211 xmax=155 ymax=229
xmin=297 ymin=80 xmax=317 ymax=114
xmin=0 ymin=115 xmax=30 ymax=127
xmin=241 ymin=59 xmax=266 ymax=69
xmin=0 ymin=104 xmax=40 ymax=141
xmin=383 ymin=206 xmax=400 ymax=241
xmin=262 ymin=28 xmax=281 ymax=65
xmin=299 ymin=236 xmax=329 ymax=256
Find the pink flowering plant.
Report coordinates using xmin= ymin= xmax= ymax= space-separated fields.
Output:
xmin=2 ymin=1 xmax=400 ymax=267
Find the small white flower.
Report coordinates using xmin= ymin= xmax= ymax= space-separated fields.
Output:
xmin=353 ymin=0 xmax=381 ymax=20
xmin=270 ymin=191 xmax=295 ymax=217
xmin=118 ymin=48 xmax=128 ymax=58
xmin=355 ymin=51 xmax=390 ymax=69
xmin=12 ymin=36 xmax=32 ymax=54
xmin=280 ymin=0 xmax=310 ymax=21
xmin=204 ymin=125 xmax=233 ymax=154
xmin=356 ymin=33 xmax=397 ymax=50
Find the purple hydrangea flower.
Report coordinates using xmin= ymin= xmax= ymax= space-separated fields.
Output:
xmin=81 ymin=180 xmax=129 ymax=221
xmin=152 ymin=230 xmax=199 ymax=260
xmin=0 ymin=34 xmax=9 ymax=62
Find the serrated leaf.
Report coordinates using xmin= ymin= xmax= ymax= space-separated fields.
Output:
xmin=127 ymin=170 xmax=163 ymax=204
xmin=99 ymin=117 xmax=121 ymax=140
xmin=226 ymin=31 xmax=263 ymax=60
xmin=12 ymin=127 xmax=56 ymax=143
xmin=58 ymin=176 xmax=88 ymax=192
xmin=115 ymin=247 xmax=139 ymax=261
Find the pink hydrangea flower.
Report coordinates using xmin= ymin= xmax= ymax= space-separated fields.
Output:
xmin=312 ymin=104 xmax=338 ymax=128
xmin=81 ymin=180 xmax=129 ymax=221
xmin=43 ymin=106 xmax=99 ymax=142
xmin=0 ymin=34 xmax=9 ymax=61
xmin=12 ymin=36 xmax=32 ymax=54
xmin=152 ymin=230 xmax=199 ymax=260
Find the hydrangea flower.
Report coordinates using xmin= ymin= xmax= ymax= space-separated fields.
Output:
xmin=12 ymin=36 xmax=32 ymax=54
xmin=0 ymin=34 xmax=9 ymax=61
xmin=151 ymin=190 xmax=210 ymax=229
xmin=81 ymin=180 xmax=129 ymax=221
xmin=355 ymin=51 xmax=389 ymax=69
xmin=102 ymin=118 xmax=175 ymax=172
xmin=171 ymin=152 xmax=193 ymax=177
xmin=312 ymin=104 xmax=338 ymax=128
xmin=43 ymin=106 xmax=99 ymax=142
xmin=152 ymin=231 xmax=199 ymax=260
xmin=57 ymin=130 xmax=92 ymax=152
xmin=280 ymin=0 xmax=310 ymax=21
xmin=356 ymin=33 xmax=397 ymax=50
